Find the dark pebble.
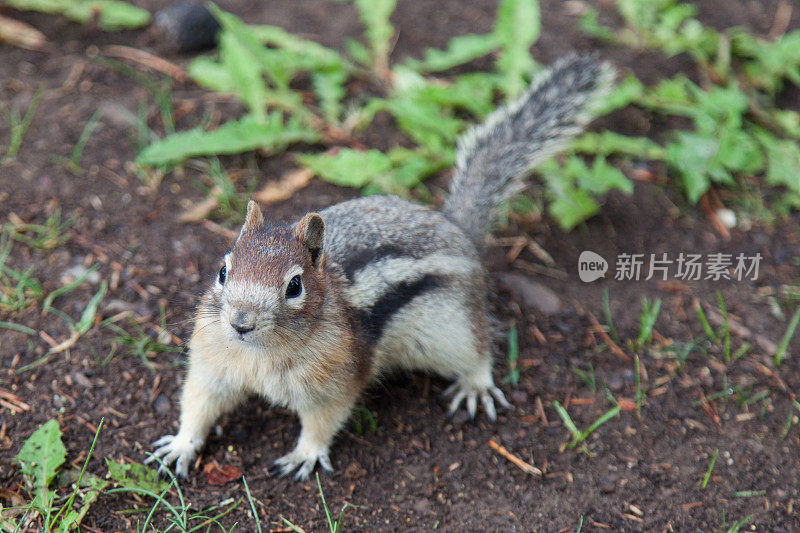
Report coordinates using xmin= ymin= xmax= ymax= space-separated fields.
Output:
xmin=154 ymin=2 xmax=221 ymax=53
xmin=153 ymin=394 xmax=171 ymax=414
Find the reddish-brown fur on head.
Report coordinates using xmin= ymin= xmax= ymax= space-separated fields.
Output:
xmin=220 ymin=201 xmax=329 ymax=345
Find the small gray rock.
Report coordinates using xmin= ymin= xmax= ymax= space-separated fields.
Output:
xmin=499 ymin=273 xmax=563 ymax=315
xmin=153 ymin=394 xmax=171 ymax=414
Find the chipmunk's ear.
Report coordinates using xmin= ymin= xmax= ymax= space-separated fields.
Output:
xmin=295 ymin=213 xmax=325 ymax=268
xmin=240 ymin=200 xmax=264 ymax=235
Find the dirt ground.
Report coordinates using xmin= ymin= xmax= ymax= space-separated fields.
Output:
xmin=1 ymin=0 xmax=800 ymax=531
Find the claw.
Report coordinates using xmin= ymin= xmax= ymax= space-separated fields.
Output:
xmin=447 ymin=389 xmax=467 ymax=416
xmin=318 ymin=454 xmax=333 ymax=472
xmin=481 ymin=392 xmax=497 ymax=421
xmin=445 ymin=381 xmax=511 ymax=421
xmin=146 ymin=433 xmax=198 ymax=479
xmin=490 ymin=386 xmax=511 ymax=409
xmin=152 ymin=435 xmax=175 ymax=448
xmin=274 ymin=449 xmax=333 ymax=481
xmin=466 ymin=393 xmax=477 ymax=419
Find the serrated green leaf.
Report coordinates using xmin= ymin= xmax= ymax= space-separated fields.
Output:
xmin=312 ymin=68 xmax=348 ymax=124
xmin=106 ymin=459 xmax=169 ymax=494
xmin=62 ymin=0 xmax=150 ymax=30
xmin=738 ymin=30 xmax=800 ymax=94
xmin=137 ymin=114 xmax=320 ymax=166
xmin=56 ymin=476 xmax=108 ymax=533
xmin=665 ymin=131 xmax=717 ymax=203
xmin=716 ymin=128 xmax=763 ymax=174
xmin=17 ymin=420 xmax=66 ymax=494
xmin=540 ymin=159 xmax=602 ymax=230
xmin=353 ymin=0 xmax=396 ymax=70
xmin=249 ymin=24 xmax=349 ymax=72
xmin=406 ymin=33 xmax=499 ymax=73
xmin=494 ymin=0 xmax=541 ymax=99
xmin=219 ymin=32 xmax=267 ymax=120
xmin=403 ymin=73 xmax=497 ymax=118
xmin=299 ymin=149 xmax=392 ymax=187
xmin=574 ymin=156 xmax=634 ymax=195
xmin=385 ymin=147 xmax=450 ymax=191
xmin=754 ymin=130 xmax=800 ymax=193
xmin=595 ymin=74 xmax=645 ymax=115
xmin=376 ymin=94 xmax=464 ymax=154
xmin=208 ymin=4 xmax=292 ymax=88
xmin=5 ymin=0 xmax=66 ymax=14
xmin=343 ymin=38 xmax=371 ymax=66
xmin=8 ymin=0 xmax=150 ymax=29
xmin=188 ymin=56 xmax=237 ymax=93
xmin=572 ymin=131 xmax=665 ymax=160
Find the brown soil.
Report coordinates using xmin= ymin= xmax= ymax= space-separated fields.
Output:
xmin=1 ymin=1 xmax=799 ymax=531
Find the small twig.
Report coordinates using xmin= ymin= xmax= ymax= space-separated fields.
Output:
xmin=0 ymin=15 xmax=48 ymax=51
xmin=488 ymin=439 xmax=542 ymax=476
xmin=699 ymin=192 xmax=730 ymax=240
xmin=0 ymin=389 xmax=31 ymax=411
xmin=179 ymin=186 xmax=223 ymax=223
xmin=201 ymin=220 xmax=238 ymax=241
xmin=252 ymin=167 xmax=314 ymax=205
xmin=536 ymin=396 xmax=548 ymax=425
xmin=587 ymin=310 xmax=630 ymax=361
xmin=102 ymin=45 xmax=187 ymax=81
xmin=768 ymin=1 xmax=792 ymax=39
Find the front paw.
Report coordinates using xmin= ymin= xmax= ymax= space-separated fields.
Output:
xmin=272 ymin=447 xmax=333 ymax=481
xmin=146 ymin=433 xmax=200 ymax=478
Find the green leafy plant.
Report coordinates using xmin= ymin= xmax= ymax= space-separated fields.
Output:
xmin=102 ymin=315 xmax=181 ymax=369
xmin=135 ymin=0 xmax=628 ymax=230
xmin=4 ymin=209 xmax=73 ymax=251
xmin=107 ymin=457 xmax=241 ymax=531
xmin=5 ymin=0 xmax=150 ymax=30
xmin=0 ymin=233 xmax=42 ymax=313
xmin=351 ymin=405 xmax=378 ymax=435
xmin=1 ymin=86 xmax=42 ymax=161
xmin=3 ymin=419 xmax=107 ymax=532
xmin=576 ymin=0 xmax=800 ymax=212
xmin=552 ymin=400 xmax=621 ymax=450
xmin=634 ymin=296 xmax=662 ymax=350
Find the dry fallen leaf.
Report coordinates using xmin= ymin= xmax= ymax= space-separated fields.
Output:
xmin=252 ymin=167 xmax=313 ymax=205
xmin=203 ymin=460 xmax=242 ymax=485
xmin=0 ymin=15 xmax=47 ymax=51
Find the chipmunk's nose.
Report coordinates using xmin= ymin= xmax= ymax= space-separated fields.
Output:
xmin=230 ymin=310 xmax=255 ymax=334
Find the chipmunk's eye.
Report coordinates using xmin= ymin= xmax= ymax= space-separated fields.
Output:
xmin=285 ymin=274 xmax=302 ymax=298
xmin=218 ymin=265 xmax=227 ymax=285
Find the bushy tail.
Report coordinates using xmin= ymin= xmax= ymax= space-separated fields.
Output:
xmin=443 ymin=55 xmax=615 ymax=246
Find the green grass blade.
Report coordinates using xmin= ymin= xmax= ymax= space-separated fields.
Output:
xmin=701 ymin=449 xmax=718 ymax=489
xmin=774 ymin=306 xmax=800 ymax=366
xmin=242 ymin=476 xmax=262 ymax=533
xmin=551 ymin=401 xmax=581 ymax=443
xmin=71 ymin=109 xmax=104 ymax=168
xmin=42 ymin=266 xmax=98 ymax=314
xmin=76 ymin=282 xmax=107 ymax=335
xmin=0 ymin=320 xmax=36 ymax=335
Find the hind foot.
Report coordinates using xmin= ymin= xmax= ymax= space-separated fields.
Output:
xmin=443 ymin=381 xmax=511 ymax=421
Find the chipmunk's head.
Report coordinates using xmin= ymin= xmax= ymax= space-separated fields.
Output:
xmin=212 ymin=200 xmax=327 ymax=349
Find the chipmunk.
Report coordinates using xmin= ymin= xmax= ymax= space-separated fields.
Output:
xmin=149 ymin=55 xmax=615 ymax=480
